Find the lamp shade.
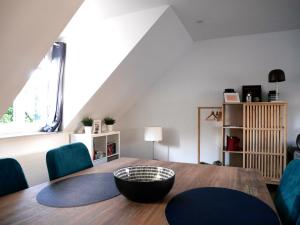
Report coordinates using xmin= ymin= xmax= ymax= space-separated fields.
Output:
xmin=268 ymin=69 xmax=285 ymax=82
xmin=144 ymin=127 xmax=162 ymax=142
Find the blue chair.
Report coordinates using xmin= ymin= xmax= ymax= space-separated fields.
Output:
xmin=0 ymin=158 xmax=28 ymax=197
xmin=274 ymin=159 xmax=300 ymax=225
xmin=46 ymin=142 xmax=93 ymax=181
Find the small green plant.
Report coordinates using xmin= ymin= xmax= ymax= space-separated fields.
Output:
xmin=0 ymin=106 xmax=13 ymax=123
xmin=81 ymin=117 xmax=93 ymax=126
xmin=103 ymin=117 xmax=115 ymax=125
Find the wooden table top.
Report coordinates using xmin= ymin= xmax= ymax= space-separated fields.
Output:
xmin=0 ymin=158 xmax=275 ymax=225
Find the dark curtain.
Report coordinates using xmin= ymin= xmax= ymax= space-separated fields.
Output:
xmin=41 ymin=42 xmax=66 ymax=132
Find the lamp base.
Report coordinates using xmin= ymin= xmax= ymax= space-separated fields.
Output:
xmin=268 ymin=90 xmax=279 ymax=102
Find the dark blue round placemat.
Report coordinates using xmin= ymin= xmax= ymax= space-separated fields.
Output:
xmin=165 ymin=187 xmax=280 ymax=225
xmin=37 ymin=173 xmax=120 ymax=208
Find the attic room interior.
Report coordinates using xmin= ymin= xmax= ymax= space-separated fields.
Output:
xmin=0 ymin=0 xmax=300 ymax=224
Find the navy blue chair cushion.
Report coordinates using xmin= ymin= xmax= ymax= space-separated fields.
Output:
xmin=46 ymin=142 xmax=93 ymax=181
xmin=0 ymin=158 xmax=28 ymax=197
xmin=275 ymin=159 xmax=300 ymax=225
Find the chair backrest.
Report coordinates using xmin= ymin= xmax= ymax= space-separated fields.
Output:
xmin=275 ymin=159 xmax=300 ymax=225
xmin=46 ymin=142 xmax=93 ymax=181
xmin=0 ymin=158 xmax=28 ymax=197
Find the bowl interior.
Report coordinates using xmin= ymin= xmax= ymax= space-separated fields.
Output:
xmin=114 ymin=166 xmax=175 ymax=182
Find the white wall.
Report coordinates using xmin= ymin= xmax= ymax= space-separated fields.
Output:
xmin=118 ymin=29 xmax=300 ymax=164
xmin=63 ymin=5 xmax=170 ymax=129
xmin=64 ymin=6 xmax=192 ymax=131
xmin=0 ymin=133 xmax=69 ymax=186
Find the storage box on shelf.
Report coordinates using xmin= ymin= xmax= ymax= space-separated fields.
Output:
xmin=221 ymin=102 xmax=287 ymax=184
xmin=70 ymin=131 xmax=120 ymax=164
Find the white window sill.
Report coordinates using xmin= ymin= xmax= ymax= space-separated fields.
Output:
xmin=0 ymin=131 xmax=68 ymax=140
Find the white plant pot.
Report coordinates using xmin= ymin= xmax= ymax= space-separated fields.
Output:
xmin=107 ymin=125 xmax=113 ymax=132
xmin=84 ymin=126 xmax=92 ymax=134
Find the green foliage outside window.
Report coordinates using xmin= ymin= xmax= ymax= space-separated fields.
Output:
xmin=0 ymin=107 xmax=40 ymax=124
xmin=0 ymin=106 xmax=13 ymax=123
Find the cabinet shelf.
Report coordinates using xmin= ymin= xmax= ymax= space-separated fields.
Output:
xmin=107 ymin=153 xmax=119 ymax=158
xmin=223 ymin=103 xmax=243 ymax=105
xmin=223 ymin=150 xmax=243 ymax=154
xmin=223 ymin=126 xmax=243 ymax=129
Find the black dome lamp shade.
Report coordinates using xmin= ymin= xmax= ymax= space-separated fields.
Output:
xmin=268 ymin=69 xmax=285 ymax=82
xmin=268 ymin=69 xmax=286 ymax=101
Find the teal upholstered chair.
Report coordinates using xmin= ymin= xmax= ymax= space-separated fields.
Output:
xmin=0 ymin=158 xmax=28 ymax=197
xmin=46 ymin=142 xmax=93 ymax=181
xmin=275 ymin=159 xmax=300 ymax=225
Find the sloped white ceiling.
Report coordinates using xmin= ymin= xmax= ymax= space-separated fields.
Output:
xmin=66 ymin=0 xmax=300 ymax=41
xmin=0 ymin=0 xmax=84 ymax=116
xmin=172 ymin=0 xmax=300 ymax=40
xmin=65 ymin=6 xmax=192 ymax=131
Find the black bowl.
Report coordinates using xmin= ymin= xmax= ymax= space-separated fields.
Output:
xmin=113 ymin=165 xmax=175 ymax=203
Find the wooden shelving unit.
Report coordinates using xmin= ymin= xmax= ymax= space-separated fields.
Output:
xmin=221 ymin=103 xmax=244 ymax=167
xmin=221 ymin=102 xmax=287 ymax=184
xmin=70 ymin=131 xmax=120 ymax=164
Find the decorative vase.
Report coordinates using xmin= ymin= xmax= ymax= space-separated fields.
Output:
xmin=84 ymin=126 xmax=92 ymax=134
xmin=107 ymin=125 xmax=113 ymax=132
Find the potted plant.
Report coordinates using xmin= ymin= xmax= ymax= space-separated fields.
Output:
xmin=103 ymin=117 xmax=115 ymax=132
xmin=81 ymin=117 xmax=93 ymax=134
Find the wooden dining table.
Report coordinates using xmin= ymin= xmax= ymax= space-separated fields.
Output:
xmin=0 ymin=157 xmax=276 ymax=225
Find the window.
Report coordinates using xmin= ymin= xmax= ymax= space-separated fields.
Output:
xmin=0 ymin=42 xmax=66 ymax=134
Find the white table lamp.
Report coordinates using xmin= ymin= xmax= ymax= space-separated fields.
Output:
xmin=144 ymin=127 xmax=162 ymax=159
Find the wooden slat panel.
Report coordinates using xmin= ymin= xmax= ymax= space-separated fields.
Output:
xmin=262 ymin=105 xmax=264 ymax=178
xmin=267 ymin=105 xmax=271 ymax=178
xmin=235 ymin=103 xmax=286 ymax=184
xmin=243 ymin=104 xmax=246 ymax=168
xmin=250 ymin=104 xmax=252 ymax=169
xmin=270 ymin=105 xmax=273 ymax=179
xmin=279 ymin=106 xmax=282 ymax=178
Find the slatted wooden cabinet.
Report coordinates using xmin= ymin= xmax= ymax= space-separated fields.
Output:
xmin=222 ymin=102 xmax=287 ymax=184
xmin=243 ymin=103 xmax=287 ymax=184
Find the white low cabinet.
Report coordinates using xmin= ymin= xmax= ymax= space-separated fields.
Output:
xmin=70 ymin=131 xmax=120 ymax=164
